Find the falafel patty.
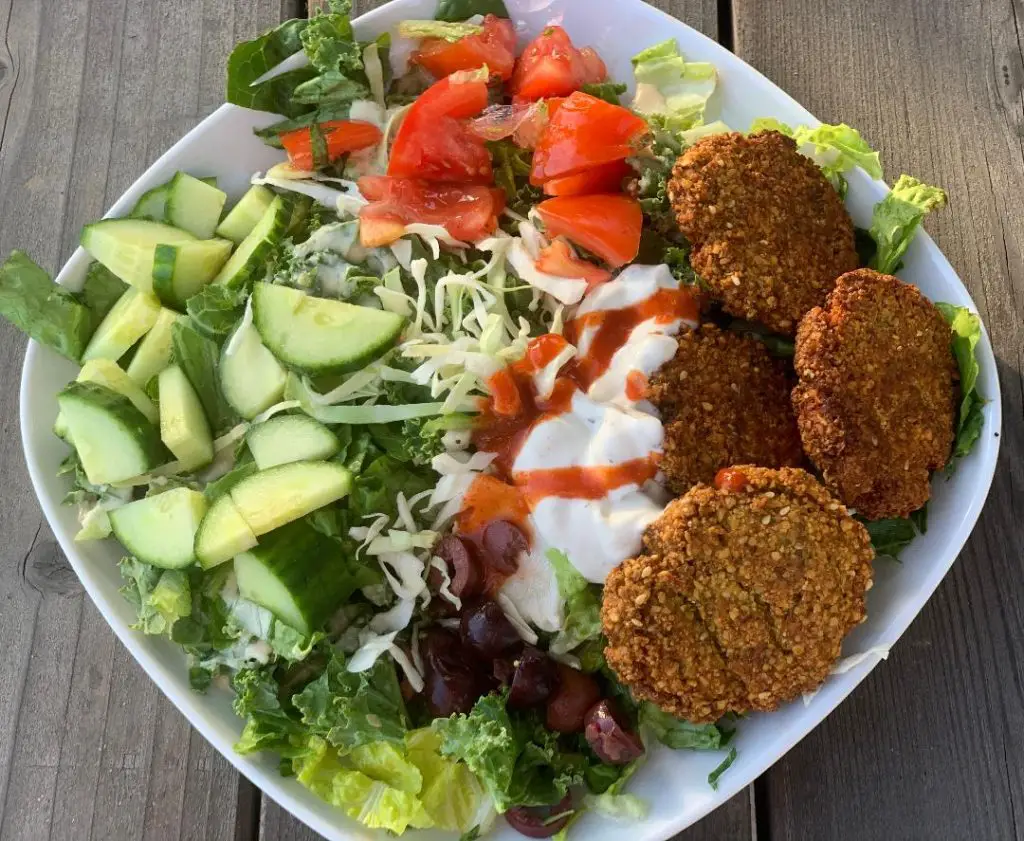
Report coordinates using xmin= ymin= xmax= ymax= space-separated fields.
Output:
xmin=602 ymin=466 xmax=874 ymax=723
xmin=793 ymin=269 xmax=956 ymax=520
xmin=668 ymin=131 xmax=859 ymax=336
xmin=647 ymin=324 xmax=805 ymax=493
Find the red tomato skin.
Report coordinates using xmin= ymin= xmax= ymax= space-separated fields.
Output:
xmin=358 ymin=177 xmax=500 ymax=243
xmin=413 ymin=16 xmax=517 ymax=81
xmin=535 ymin=194 xmax=643 ymax=269
xmin=536 ymin=240 xmax=613 ymax=287
xmin=279 ymin=120 xmax=383 ymax=171
xmin=511 ymin=27 xmax=607 ymax=102
xmin=531 ymin=92 xmax=649 ymax=185
xmin=542 ymin=159 xmax=631 ymax=196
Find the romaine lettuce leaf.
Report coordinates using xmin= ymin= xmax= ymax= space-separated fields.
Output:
xmin=868 ymin=175 xmax=948 ymax=274
xmin=936 ymin=303 xmax=986 ymax=459
xmin=0 ymin=251 xmax=95 ymax=362
xmin=80 ymin=262 xmax=129 ymax=330
xmin=233 ymin=664 xmax=307 ymax=755
xmin=639 ymin=702 xmax=728 ymax=750
xmin=580 ymin=82 xmax=627 ymax=105
xmin=398 ymin=20 xmax=484 ymax=41
xmin=434 ymin=0 xmax=510 ymax=21
xmin=631 ymin=39 xmax=717 ymax=132
xmin=185 ymin=282 xmax=247 ymax=341
xmin=406 ymin=729 xmax=489 ymax=832
xmin=546 ymin=549 xmax=602 ymax=654
xmin=118 ymin=557 xmax=192 ymax=637
xmin=171 ymin=319 xmax=239 ymax=435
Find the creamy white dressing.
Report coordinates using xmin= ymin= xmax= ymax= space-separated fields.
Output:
xmin=507 ymin=239 xmax=587 ymax=305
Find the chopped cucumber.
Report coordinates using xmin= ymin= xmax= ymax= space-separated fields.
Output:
xmin=219 ymin=318 xmax=287 ymax=419
xmin=81 ymin=287 xmax=161 ymax=362
xmin=126 ymin=307 xmax=180 ymax=384
xmin=234 ymin=519 xmax=365 ymax=634
xmin=165 ymin=173 xmax=228 ymax=239
xmin=247 ymin=415 xmax=340 ymax=470
xmin=56 ymin=358 xmax=158 ymax=438
xmin=213 ymin=194 xmax=290 ymax=289
xmin=158 ymin=365 xmax=214 ymax=470
xmin=151 ymin=238 xmax=233 ymax=311
xmin=215 ymin=185 xmax=275 ymax=244
xmin=252 ymin=282 xmax=405 ymax=375
xmin=57 ymin=382 xmax=167 ymax=485
xmin=194 ymin=494 xmax=259 ymax=569
xmin=81 ymin=218 xmax=196 ymax=293
xmin=130 ymin=184 xmax=171 ymax=222
xmin=228 ymin=460 xmax=352 ymax=536
xmin=109 ymin=487 xmax=208 ymax=569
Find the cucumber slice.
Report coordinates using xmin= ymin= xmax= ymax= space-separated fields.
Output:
xmin=130 ymin=184 xmax=171 ymax=222
xmin=57 ymin=382 xmax=167 ymax=485
xmin=81 ymin=287 xmax=161 ymax=363
xmin=194 ymin=494 xmax=259 ymax=569
xmin=158 ymin=365 xmax=214 ymax=470
xmin=151 ymin=238 xmax=233 ymax=311
xmin=81 ymin=218 xmax=196 ymax=293
xmin=234 ymin=519 xmax=364 ymax=634
xmin=125 ymin=307 xmax=180 ymax=384
xmin=219 ymin=318 xmax=287 ymax=419
xmin=228 ymin=460 xmax=352 ymax=536
xmin=213 ymin=194 xmax=290 ymax=289
xmin=252 ymin=282 xmax=405 ymax=375
xmin=56 ymin=358 xmax=158 ymax=437
xmin=165 ymin=173 xmax=228 ymax=239
xmin=247 ymin=415 xmax=340 ymax=470
xmin=109 ymin=487 xmax=208 ymax=569
xmin=215 ymin=185 xmax=275 ymax=244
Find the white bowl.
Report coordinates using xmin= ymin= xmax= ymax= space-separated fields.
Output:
xmin=19 ymin=1 xmax=1002 ymax=839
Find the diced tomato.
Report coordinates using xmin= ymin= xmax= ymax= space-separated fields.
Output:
xmin=357 ymin=176 xmax=502 ymax=245
xmin=511 ymin=27 xmax=608 ymax=102
xmin=531 ymin=92 xmax=649 ymax=184
xmin=389 ymin=73 xmax=493 ymax=183
xmin=536 ymin=239 xmax=613 ymax=288
xmin=542 ymin=159 xmax=631 ymax=196
xmin=413 ymin=15 xmax=517 ymax=81
xmin=535 ymin=194 xmax=643 ymax=268
xmin=279 ymin=120 xmax=383 ymax=171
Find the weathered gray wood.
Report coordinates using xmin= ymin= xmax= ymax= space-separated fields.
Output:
xmin=0 ymin=2 xmax=293 ymax=840
xmin=733 ymin=1 xmax=1024 ymax=839
xmin=260 ymin=2 xmax=754 ymax=840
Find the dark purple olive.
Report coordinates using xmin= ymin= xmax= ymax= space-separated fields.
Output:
xmin=545 ymin=664 xmax=602 ymax=733
xmin=422 ymin=629 xmax=488 ymax=717
xmin=435 ymin=534 xmax=484 ymax=599
xmin=505 ymin=795 xmax=573 ymax=838
xmin=493 ymin=657 xmax=516 ymax=687
xmin=509 ymin=647 xmax=557 ymax=709
xmin=460 ymin=600 xmax=522 ymax=659
xmin=584 ymin=700 xmax=645 ymax=764
xmin=482 ymin=520 xmax=528 ymax=574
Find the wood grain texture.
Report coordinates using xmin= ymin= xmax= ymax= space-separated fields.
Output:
xmin=733 ymin=1 xmax=1024 ymax=839
xmin=261 ymin=1 xmax=754 ymax=840
xmin=0 ymin=2 xmax=294 ymax=840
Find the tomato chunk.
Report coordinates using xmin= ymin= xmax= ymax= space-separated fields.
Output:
xmin=279 ymin=120 xmax=383 ymax=171
xmin=358 ymin=176 xmax=503 ymax=245
xmin=542 ymin=159 xmax=631 ymax=196
xmin=389 ymin=74 xmax=493 ymax=183
xmin=413 ymin=16 xmax=517 ymax=81
xmin=536 ymin=240 xmax=613 ymax=288
xmin=511 ymin=27 xmax=608 ymax=102
xmin=535 ymin=194 xmax=643 ymax=268
xmin=531 ymin=92 xmax=649 ymax=184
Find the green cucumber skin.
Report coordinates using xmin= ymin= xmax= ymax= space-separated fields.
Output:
xmin=213 ymin=195 xmax=291 ymax=290
xmin=151 ymin=239 xmax=232 ymax=311
xmin=234 ymin=519 xmax=369 ymax=634
xmin=130 ymin=185 xmax=171 ymax=222
xmin=215 ymin=185 xmax=275 ymax=244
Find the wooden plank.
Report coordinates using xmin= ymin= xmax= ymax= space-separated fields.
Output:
xmin=733 ymin=1 xmax=1024 ymax=839
xmin=0 ymin=2 xmax=292 ymax=840
xmin=261 ymin=2 xmax=754 ymax=840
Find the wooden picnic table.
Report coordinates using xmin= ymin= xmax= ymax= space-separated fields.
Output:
xmin=0 ymin=0 xmax=1021 ymax=838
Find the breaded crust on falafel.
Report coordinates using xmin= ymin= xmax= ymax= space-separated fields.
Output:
xmin=647 ymin=324 xmax=805 ymax=493
xmin=602 ymin=466 xmax=874 ymax=723
xmin=668 ymin=131 xmax=859 ymax=336
xmin=793 ymin=269 xmax=956 ymax=520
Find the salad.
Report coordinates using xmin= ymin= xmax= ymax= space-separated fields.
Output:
xmin=0 ymin=0 xmax=986 ymax=838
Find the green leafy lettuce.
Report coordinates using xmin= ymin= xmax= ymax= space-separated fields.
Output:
xmin=630 ymin=39 xmax=717 ymax=132
xmin=119 ymin=557 xmax=192 ymax=636
xmin=171 ymin=319 xmax=239 ymax=435
xmin=488 ymin=140 xmax=544 ymax=219
xmin=581 ymin=82 xmax=628 ymax=105
xmin=185 ymin=283 xmax=247 ymax=341
xmin=639 ymin=703 xmax=736 ymax=789
xmin=546 ymin=550 xmax=602 ymax=654
xmin=434 ymin=0 xmax=510 ymax=21
xmin=398 ymin=20 xmax=484 ymax=41
xmin=81 ymin=262 xmax=129 ymax=329
xmin=936 ymin=303 xmax=986 ymax=460
xmin=868 ymin=175 xmax=948 ymax=274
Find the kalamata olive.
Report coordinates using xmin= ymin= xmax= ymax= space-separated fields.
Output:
xmin=460 ymin=600 xmax=522 ymax=659
xmin=422 ymin=629 xmax=488 ymax=717
xmin=482 ymin=520 xmax=528 ymax=573
xmin=545 ymin=664 xmax=602 ymax=733
xmin=434 ymin=534 xmax=484 ymax=599
xmin=505 ymin=795 xmax=573 ymax=838
xmin=509 ymin=647 xmax=557 ymax=709
xmin=493 ymin=657 xmax=516 ymax=686
xmin=584 ymin=700 xmax=645 ymax=764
